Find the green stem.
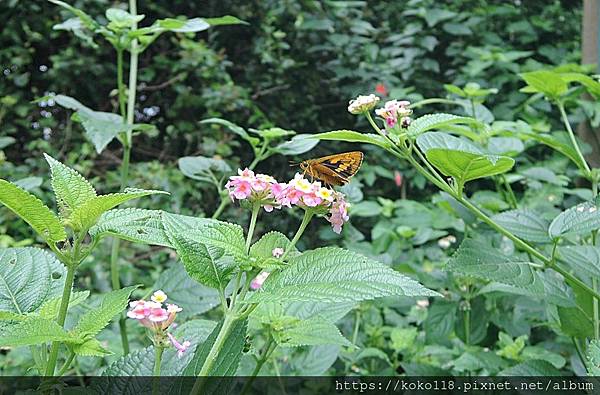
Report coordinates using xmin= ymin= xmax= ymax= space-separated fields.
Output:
xmin=557 ymin=101 xmax=591 ymax=176
xmin=240 ymin=336 xmax=277 ymax=395
xmin=245 ymin=203 xmax=261 ymax=252
xmin=152 ymin=345 xmax=164 ymax=395
xmin=410 ymin=98 xmax=462 ymax=109
xmin=191 ymin=314 xmax=237 ymax=394
xmin=280 ymin=210 xmax=314 ymax=261
xmin=351 ymin=309 xmax=361 ymax=345
xmin=116 ymin=48 xmax=126 ymax=118
xmin=110 ymin=0 xmax=140 ymax=356
xmin=211 ymin=198 xmax=229 ymax=219
xmin=56 ymin=351 xmax=76 ymax=376
xmin=44 ymin=263 xmax=76 ymax=376
xmin=501 ymin=175 xmax=518 ymax=209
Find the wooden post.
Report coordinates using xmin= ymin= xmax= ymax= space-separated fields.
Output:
xmin=578 ymin=0 xmax=600 ymax=167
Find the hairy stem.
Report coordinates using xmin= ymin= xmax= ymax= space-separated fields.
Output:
xmin=191 ymin=314 xmax=237 ymax=394
xmin=152 ymin=345 xmax=164 ymax=395
xmin=56 ymin=351 xmax=76 ymax=376
xmin=44 ymin=263 xmax=76 ymax=376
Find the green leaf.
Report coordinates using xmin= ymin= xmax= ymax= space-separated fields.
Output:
xmin=48 ymin=0 xmax=99 ymax=30
xmin=558 ymin=305 xmax=594 ymax=338
xmin=38 ymin=291 xmax=90 ymax=320
xmin=309 ymin=130 xmax=391 ymax=149
xmin=587 ymin=339 xmax=600 ymax=375
xmin=200 ymin=118 xmax=259 ymax=147
xmin=520 ymin=70 xmax=568 ymax=99
xmin=407 ymin=113 xmax=480 ymax=137
xmin=499 ymin=359 xmax=563 ymax=376
xmin=67 ymin=188 xmax=167 ymax=231
xmin=487 ymin=137 xmax=525 ymax=156
xmin=0 ymin=317 xmax=78 ymax=347
xmin=54 ymin=94 xmax=153 ymax=153
xmin=178 ymin=156 xmax=231 ymax=183
xmin=250 ymin=231 xmax=299 ymax=266
xmin=169 ymin=235 xmax=236 ymax=291
xmin=518 ymin=131 xmax=588 ymax=173
xmin=424 ymin=301 xmax=457 ymax=344
xmin=90 ymin=208 xmax=171 ymax=246
xmin=0 ymin=179 xmax=66 ymax=242
xmin=44 ymin=154 xmax=96 ymax=218
xmin=447 ymin=239 xmax=544 ymax=294
xmin=105 ymin=8 xmax=144 ymax=29
xmin=548 ymin=201 xmax=600 ymax=239
xmin=204 ymin=15 xmax=249 ymax=26
xmin=182 ymin=318 xmax=247 ymax=376
xmin=73 ymin=338 xmax=112 ymax=356
xmin=159 ymin=212 xmax=218 ymax=241
xmin=0 ymin=311 xmax=26 ymax=321
xmin=154 ymin=263 xmax=221 ymax=317
xmin=247 ymin=247 xmax=439 ymax=304
xmin=73 ymin=285 xmax=138 ymax=338
xmin=417 ymin=132 xmax=514 ymax=187
xmin=272 ymin=134 xmax=319 ymax=156
xmin=491 ymin=209 xmax=551 ymax=243
xmin=273 ymin=316 xmax=352 ymax=347
xmin=559 ymin=245 xmax=600 ymax=279
xmin=100 ymin=346 xmax=191 ymax=380
xmin=0 ymin=247 xmax=66 ymax=314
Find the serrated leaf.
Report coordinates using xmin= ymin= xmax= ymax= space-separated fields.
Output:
xmin=247 ymin=247 xmax=439 ymax=304
xmin=559 ymin=245 xmax=600 ymax=279
xmin=44 ymin=154 xmax=96 ymax=218
xmin=273 ymin=316 xmax=352 ymax=347
xmin=559 ymin=306 xmax=595 ymax=338
xmin=416 ymin=133 xmax=514 ymax=186
xmin=38 ymin=291 xmax=90 ymax=320
xmin=587 ymin=340 xmax=600 ymax=375
xmin=309 ymin=130 xmax=391 ymax=149
xmin=68 ymin=189 xmax=167 ymax=231
xmin=0 ymin=179 xmax=66 ymax=242
xmin=106 ymin=8 xmax=144 ymax=29
xmin=0 ymin=317 xmax=78 ymax=347
xmin=164 ymin=216 xmax=246 ymax=263
xmin=408 ymin=113 xmax=479 ymax=137
xmin=447 ymin=239 xmax=544 ymax=294
xmin=73 ymin=285 xmax=138 ymax=338
xmin=491 ymin=209 xmax=551 ymax=243
xmin=169 ymin=235 xmax=235 ymax=291
xmin=548 ymin=201 xmax=600 ymax=239
xmin=0 ymin=247 xmax=66 ymax=314
xmin=73 ymin=338 xmax=112 ymax=356
xmin=154 ymin=263 xmax=220 ymax=317
xmin=90 ymin=208 xmax=171 ymax=246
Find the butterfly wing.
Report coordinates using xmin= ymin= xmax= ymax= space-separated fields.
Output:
xmin=303 ymin=151 xmax=364 ymax=186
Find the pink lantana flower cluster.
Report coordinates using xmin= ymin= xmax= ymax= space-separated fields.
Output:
xmin=375 ymin=100 xmax=412 ymax=129
xmin=225 ymin=168 xmax=282 ymax=212
xmin=127 ymin=290 xmax=190 ymax=358
xmin=226 ymin=171 xmax=351 ymax=234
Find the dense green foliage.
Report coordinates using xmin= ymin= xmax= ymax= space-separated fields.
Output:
xmin=4 ymin=0 xmax=600 ymax=384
